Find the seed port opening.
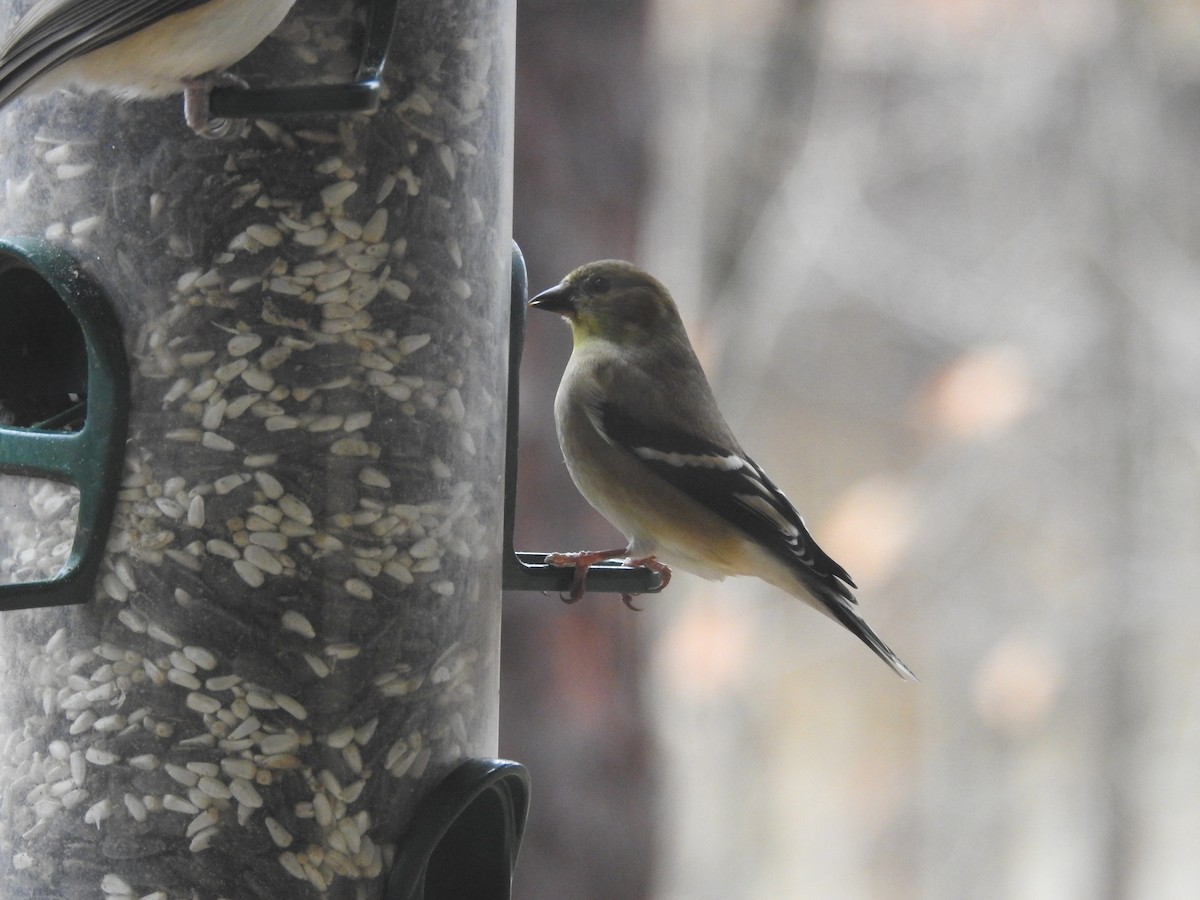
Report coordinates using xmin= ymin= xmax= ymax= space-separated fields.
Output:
xmin=0 ymin=265 xmax=89 ymax=431
xmin=0 ymin=236 xmax=129 ymax=610
xmin=422 ymin=787 xmax=512 ymax=900
xmin=387 ymin=759 xmax=529 ymax=900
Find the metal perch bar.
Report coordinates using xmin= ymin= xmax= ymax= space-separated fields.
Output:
xmin=208 ymin=0 xmax=401 ymax=119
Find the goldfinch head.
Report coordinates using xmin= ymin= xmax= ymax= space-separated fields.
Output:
xmin=529 ymin=260 xmax=683 ymax=346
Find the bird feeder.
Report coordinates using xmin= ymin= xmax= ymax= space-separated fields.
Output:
xmin=0 ymin=0 xmax=527 ymax=897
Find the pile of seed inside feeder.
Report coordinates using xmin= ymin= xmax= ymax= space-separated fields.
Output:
xmin=0 ymin=2 xmax=508 ymax=897
xmin=0 ymin=476 xmax=79 ymax=586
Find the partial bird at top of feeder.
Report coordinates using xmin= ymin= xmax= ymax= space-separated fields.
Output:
xmin=0 ymin=0 xmax=297 ymax=137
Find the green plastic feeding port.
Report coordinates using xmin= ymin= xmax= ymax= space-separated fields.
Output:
xmin=0 ymin=237 xmax=128 ymax=610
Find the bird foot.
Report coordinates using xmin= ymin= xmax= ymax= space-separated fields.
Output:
xmin=619 ymin=556 xmax=671 ymax=610
xmin=628 ymin=556 xmax=672 ymax=594
xmin=543 ymin=550 xmax=671 ymax=608
xmin=184 ymin=72 xmax=249 ymax=139
xmin=544 ymin=548 xmax=627 ymax=603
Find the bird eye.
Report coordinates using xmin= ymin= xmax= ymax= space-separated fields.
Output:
xmin=584 ymin=274 xmax=611 ymax=294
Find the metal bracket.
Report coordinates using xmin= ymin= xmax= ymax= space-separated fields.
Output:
xmin=208 ymin=0 xmax=401 ymax=120
xmin=502 ymin=244 xmax=663 ymax=599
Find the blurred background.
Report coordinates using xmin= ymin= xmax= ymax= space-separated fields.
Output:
xmin=501 ymin=0 xmax=1200 ymax=897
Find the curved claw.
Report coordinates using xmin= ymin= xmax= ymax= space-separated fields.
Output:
xmin=628 ymin=556 xmax=672 ymax=595
xmin=558 ymin=565 xmax=587 ymax=604
xmin=621 ymin=594 xmax=644 ymax=612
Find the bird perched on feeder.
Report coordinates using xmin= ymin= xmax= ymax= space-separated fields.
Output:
xmin=530 ymin=260 xmax=915 ymax=680
xmin=0 ymin=0 xmax=296 ymax=136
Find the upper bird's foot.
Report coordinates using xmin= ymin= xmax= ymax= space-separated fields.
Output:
xmin=184 ymin=72 xmax=250 ymax=139
xmin=544 ymin=548 xmax=627 ymax=603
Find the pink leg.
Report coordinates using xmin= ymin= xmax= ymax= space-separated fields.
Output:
xmin=545 ymin=548 xmax=627 ymax=602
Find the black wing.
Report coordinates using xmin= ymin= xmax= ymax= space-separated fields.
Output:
xmin=0 ymin=0 xmax=209 ymax=105
xmin=596 ymin=401 xmax=917 ymax=680
xmin=595 ymin=402 xmax=857 ymax=597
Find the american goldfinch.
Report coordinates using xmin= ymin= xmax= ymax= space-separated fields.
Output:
xmin=0 ymin=0 xmax=296 ymax=135
xmin=530 ymin=260 xmax=915 ymax=680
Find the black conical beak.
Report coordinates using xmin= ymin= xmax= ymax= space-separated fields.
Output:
xmin=529 ymin=282 xmax=576 ymax=315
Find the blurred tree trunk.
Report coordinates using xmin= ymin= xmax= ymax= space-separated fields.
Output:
xmin=503 ymin=1 xmax=654 ymax=898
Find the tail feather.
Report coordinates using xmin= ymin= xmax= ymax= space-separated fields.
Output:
xmin=748 ymin=545 xmax=916 ymax=680
xmin=821 ymin=585 xmax=916 ymax=681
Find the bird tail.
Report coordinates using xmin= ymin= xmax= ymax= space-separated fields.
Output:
xmin=821 ymin=588 xmax=917 ymax=681
xmin=750 ymin=547 xmax=917 ymax=680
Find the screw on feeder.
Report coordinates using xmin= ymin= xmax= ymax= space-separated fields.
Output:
xmin=502 ymin=243 xmax=666 ymax=605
